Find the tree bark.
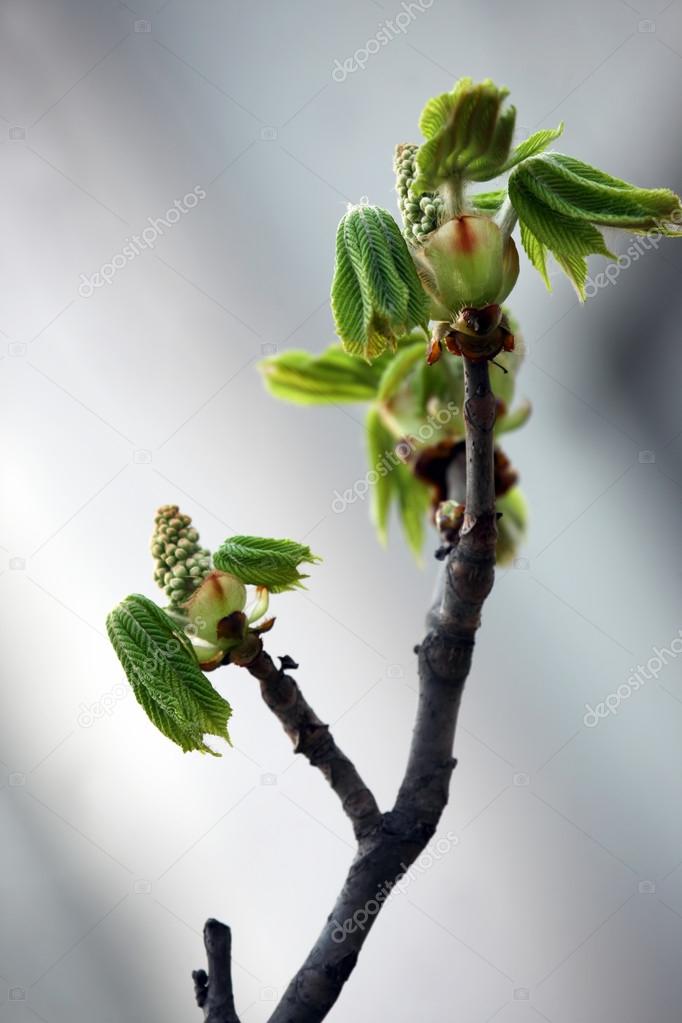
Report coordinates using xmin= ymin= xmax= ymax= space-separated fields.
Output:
xmin=193 ymin=920 xmax=240 ymax=1022
xmin=196 ymin=357 xmax=498 ymax=1022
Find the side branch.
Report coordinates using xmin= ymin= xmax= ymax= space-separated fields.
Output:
xmin=193 ymin=920 xmax=240 ymax=1023
xmin=245 ymin=648 xmax=382 ymax=841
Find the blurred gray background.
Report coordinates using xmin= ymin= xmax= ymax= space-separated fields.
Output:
xmin=1 ymin=0 xmax=682 ymax=1020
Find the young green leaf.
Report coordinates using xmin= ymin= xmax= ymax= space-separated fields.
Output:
xmin=394 ymin=463 xmax=431 ymax=559
xmin=331 ymin=205 xmax=429 ymax=362
xmin=516 ymin=153 xmax=682 ymax=230
xmin=214 ymin=536 xmax=321 ymax=593
xmin=496 ymin=485 xmax=529 ymax=566
xmin=470 ymin=189 xmax=507 ymax=213
xmin=376 ymin=341 xmax=425 ymax=402
xmin=495 ymin=399 xmax=532 ymax=436
xmin=106 ymin=594 xmax=232 ymax=755
xmin=508 ymin=172 xmax=613 ymax=298
xmin=365 ymin=406 xmax=397 ymax=545
xmin=519 ymin=221 xmax=550 ymax=289
xmin=509 ymin=152 xmax=682 ymax=296
xmin=412 ymin=79 xmax=515 ymax=195
xmin=497 ymin=123 xmax=564 ymax=174
xmin=259 ymin=345 xmax=382 ymax=405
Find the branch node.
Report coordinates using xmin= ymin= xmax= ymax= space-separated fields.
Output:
xmin=279 ymin=654 xmax=299 ymax=672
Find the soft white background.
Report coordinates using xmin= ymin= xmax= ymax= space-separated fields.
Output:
xmin=2 ymin=1 xmax=682 ymax=1020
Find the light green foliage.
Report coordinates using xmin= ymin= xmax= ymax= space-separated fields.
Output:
xmin=411 ymin=78 xmax=516 ymax=194
xmin=151 ymin=505 xmax=212 ymax=607
xmin=260 ymin=329 xmax=529 ymax=561
xmin=259 ymin=333 xmax=425 ymax=406
xmin=331 ymin=204 xmax=429 ymax=360
xmin=259 ymin=344 xmax=382 ymax=405
xmin=470 ymin=190 xmax=507 ymax=213
xmin=366 ymin=400 xmax=432 ymax=558
xmin=410 ymin=77 xmax=561 ymax=196
xmin=261 ymin=76 xmax=682 ymax=567
xmin=106 ymin=594 xmax=232 ymax=755
xmin=214 ymin=536 xmax=321 ymax=593
xmin=509 ymin=153 xmax=682 ymax=297
xmin=365 ymin=406 xmax=395 ymax=545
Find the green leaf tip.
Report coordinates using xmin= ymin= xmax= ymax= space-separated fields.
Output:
xmin=509 ymin=152 xmax=682 ymax=298
xmin=214 ymin=536 xmax=321 ymax=593
xmin=106 ymin=594 xmax=232 ymax=755
xmin=331 ymin=204 xmax=429 ymax=362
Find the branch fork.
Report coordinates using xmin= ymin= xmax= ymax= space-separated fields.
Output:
xmin=195 ymin=357 xmax=497 ymax=1023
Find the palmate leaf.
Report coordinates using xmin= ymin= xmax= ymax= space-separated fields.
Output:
xmin=412 ymin=78 xmax=515 ymax=194
xmin=331 ymin=205 xmax=428 ymax=362
xmin=214 ymin=536 xmax=321 ymax=593
xmin=509 ymin=152 xmax=682 ymax=297
xmin=106 ymin=594 xmax=232 ymax=755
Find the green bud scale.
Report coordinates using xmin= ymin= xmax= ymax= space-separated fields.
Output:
xmin=151 ymin=504 xmax=212 ymax=607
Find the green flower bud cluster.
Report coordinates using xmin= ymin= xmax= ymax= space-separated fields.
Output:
xmin=394 ymin=144 xmax=444 ymax=245
xmin=151 ymin=505 xmax=212 ymax=607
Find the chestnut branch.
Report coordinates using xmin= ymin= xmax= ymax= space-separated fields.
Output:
xmin=194 ymin=356 xmax=498 ymax=1022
